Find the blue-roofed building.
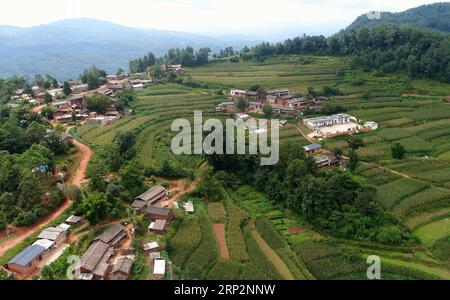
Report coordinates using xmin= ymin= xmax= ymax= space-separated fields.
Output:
xmin=6 ymin=244 xmax=45 ymax=274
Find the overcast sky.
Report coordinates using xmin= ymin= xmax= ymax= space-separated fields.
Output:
xmin=0 ymin=0 xmax=443 ymax=37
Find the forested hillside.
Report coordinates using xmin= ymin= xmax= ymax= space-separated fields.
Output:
xmin=347 ymin=3 xmax=450 ymax=33
xmin=243 ymin=24 xmax=450 ymax=83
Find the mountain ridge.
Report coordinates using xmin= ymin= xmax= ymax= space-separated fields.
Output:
xmin=0 ymin=18 xmax=261 ymax=80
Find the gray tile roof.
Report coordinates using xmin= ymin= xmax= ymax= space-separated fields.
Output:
xmin=94 ymin=224 xmax=126 ymax=245
xmin=146 ymin=206 xmax=172 ymax=217
xmin=135 ymin=185 xmax=167 ymax=204
xmin=80 ymin=241 xmax=111 ymax=272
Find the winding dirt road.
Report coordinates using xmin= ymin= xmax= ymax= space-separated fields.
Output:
xmin=71 ymin=138 xmax=92 ymax=187
xmin=0 ymin=131 xmax=92 ymax=258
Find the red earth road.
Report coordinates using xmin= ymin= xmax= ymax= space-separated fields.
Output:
xmin=0 ymin=134 xmax=92 ymax=257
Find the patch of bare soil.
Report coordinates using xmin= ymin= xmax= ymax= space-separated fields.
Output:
xmin=212 ymin=224 xmax=229 ymax=259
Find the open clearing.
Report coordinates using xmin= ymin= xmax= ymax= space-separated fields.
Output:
xmin=414 ymin=218 xmax=450 ymax=247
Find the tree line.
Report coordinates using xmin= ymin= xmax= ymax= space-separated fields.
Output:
xmin=0 ymin=107 xmax=70 ymax=229
xmin=241 ymin=24 xmax=450 ymax=83
xmin=129 ymin=47 xmax=212 ymax=74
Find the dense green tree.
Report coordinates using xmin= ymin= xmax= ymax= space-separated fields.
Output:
xmin=85 ymin=94 xmax=109 ymax=114
xmin=262 ymin=103 xmax=272 ymax=117
xmin=236 ymin=98 xmax=247 ymax=112
xmin=81 ymin=192 xmax=109 ymax=224
xmin=348 ymin=149 xmax=359 ymax=173
xmin=391 ymin=143 xmax=406 ymax=159
xmin=63 ymin=81 xmax=72 ymax=96
xmin=119 ymin=160 xmax=144 ymax=194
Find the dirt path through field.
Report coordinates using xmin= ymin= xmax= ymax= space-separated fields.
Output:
xmin=71 ymin=138 xmax=92 ymax=187
xmin=251 ymin=230 xmax=295 ymax=280
xmin=212 ymin=224 xmax=229 ymax=259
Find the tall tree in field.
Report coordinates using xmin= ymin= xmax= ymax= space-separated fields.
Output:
xmin=348 ymin=149 xmax=359 ymax=173
xmin=391 ymin=143 xmax=406 ymax=159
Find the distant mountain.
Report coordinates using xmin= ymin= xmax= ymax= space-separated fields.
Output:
xmin=0 ymin=18 xmax=261 ymax=80
xmin=347 ymin=2 xmax=450 ymax=33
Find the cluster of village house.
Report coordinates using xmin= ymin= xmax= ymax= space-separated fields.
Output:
xmin=4 ymin=184 xmax=194 ymax=280
xmin=12 ymin=73 xmax=153 ymax=126
xmin=5 ymin=215 xmax=82 ymax=276
xmin=218 ymin=88 xmax=378 ymax=137
xmin=216 ymin=88 xmax=379 ymax=170
xmin=216 ymin=88 xmax=326 ymax=116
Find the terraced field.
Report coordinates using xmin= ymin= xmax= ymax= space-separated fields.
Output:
xmin=76 ymin=56 xmax=450 ymax=278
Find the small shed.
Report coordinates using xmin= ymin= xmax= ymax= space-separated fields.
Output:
xmin=143 ymin=242 xmax=160 ymax=254
xmin=153 ymin=260 xmax=166 ymax=278
xmin=110 ymin=256 xmax=134 ymax=280
xmin=149 ymin=252 xmax=161 ymax=261
xmin=146 ymin=206 xmax=174 ymax=221
xmin=149 ymin=220 xmax=168 ymax=235
xmin=303 ymin=143 xmax=322 ymax=153
xmin=66 ymin=215 xmax=82 ymax=226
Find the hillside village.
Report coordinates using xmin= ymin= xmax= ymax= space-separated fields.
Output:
xmin=2 ymin=3 xmax=450 ymax=283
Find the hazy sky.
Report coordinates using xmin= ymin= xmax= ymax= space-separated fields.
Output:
xmin=0 ymin=0 xmax=443 ymax=37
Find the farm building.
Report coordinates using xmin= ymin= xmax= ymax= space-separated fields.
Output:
xmin=94 ymin=224 xmax=127 ymax=246
xmin=149 ymin=219 xmax=169 ymax=235
xmin=216 ymin=102 xmax=235 ymax=112
xmin=32 ymin=239 xmax=55 ymax=252
xmin=86 ymin=116 xmax=112 ymax=126
xmin=271 ymin=104 xmax=296 ymax=115
xmin=37 ymin=226 xmax=67 ymax=246
xmin=287 ymin=98 xmax=308 ymax=108
xmin=132 ymin=185 xmax=169 ymax=212
xmin=235 ymin=113 xmax=250 ymax=121
xmin=110 ymin=256 xmax=134 ymax=280
xmin=230 ymin=89 xmax=247 ymax=97
xmin=65 ymin=215 xmax=82 ymax=226
xmin=267 ymin=88 xmax=292 ymax=98
xmin=6 ymin=245 xmax=46 ymax=274
xmin=78 ymin=240 xmax=114 ymax=280
xmin=153 ymin=260 xmax=166 ymax=279
xmin=149 ymin=252 xmax=161 ymax=261
xmin=303 ymin=143 xmax=322 ymax=153
xmin=314 ymin=155 xmax=339 ymax=168
xmin=66 ymin=94 xmax=85 ymax=108
xmin=60 ymin=132 xmax=74 ymax=145
xmin=304 ymin=114 xmax=357 ymax=129
xmin=146 ymin=206 xmax=174 ymax=221
xmin=363 ymin=121 xmax=379 ymax=130
xmin=143 ymin=242 xmax=160 ymax=254
xmin=71 ymin=84 xmax=88 ymax=94
xmin=248 ymin=101 xmax=262 ymax=112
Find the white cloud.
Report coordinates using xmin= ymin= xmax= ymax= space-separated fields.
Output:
xmin=0 ymin=0 xmax=442 ymax=35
